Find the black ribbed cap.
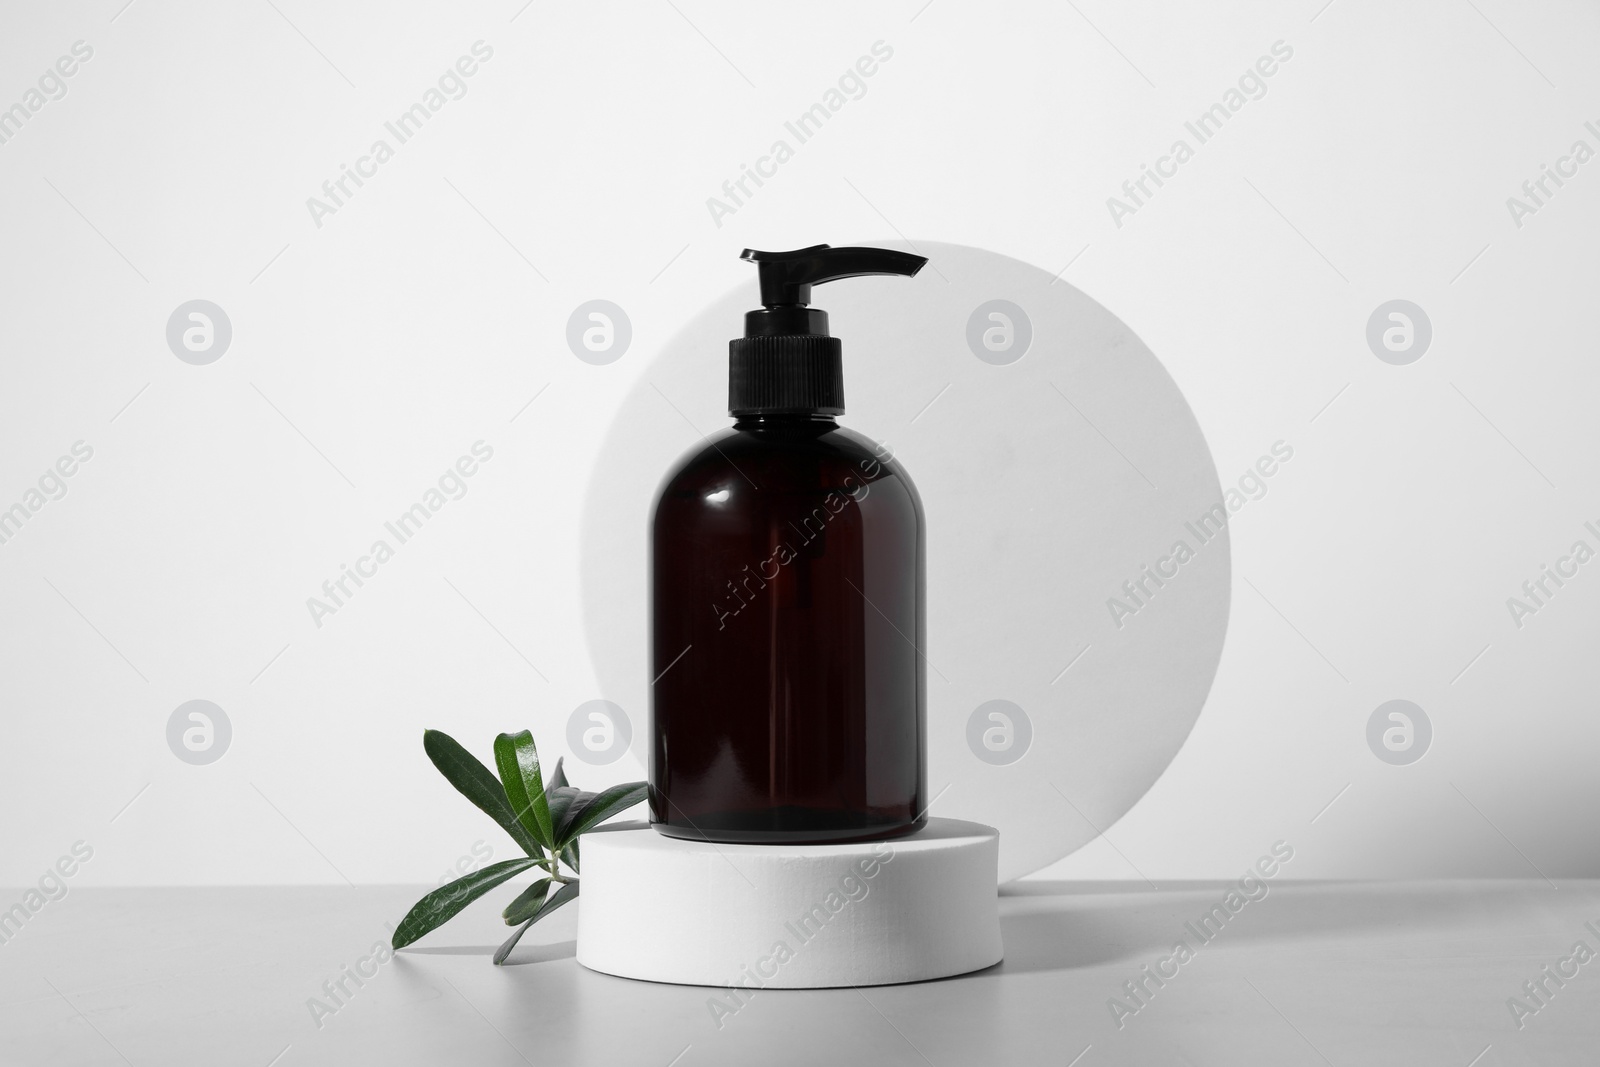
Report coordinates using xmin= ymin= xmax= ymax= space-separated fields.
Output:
xmin=729 ymin=334 xmax=844 ymax=416
xmin=728 ymin=245 xmax=926 ymax=418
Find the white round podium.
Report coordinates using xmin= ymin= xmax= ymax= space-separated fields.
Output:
xmin=576 ymin=818 xmax=1002 ymax=989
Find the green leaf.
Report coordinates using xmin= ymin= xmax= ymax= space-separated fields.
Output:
xmin=532 ymin=880 xmax=580 ymax=923
xmin=549 ymin=757 xmax=569 ymax=791
xmin=494 ymin=731 xmax=553 ymax=850
xmin=552 ymin=790 xmax=598 ymax=841
xmin=501 ymin=877 xmax=552 ymax=925
xmin=494 ymin=918 xmax=535 ymax=965
xmin=555 ymin=782 xmax=647 ymax=847
xmin=492 ymin=879 xmax=581 ymax=963
xmin=392 ymin=857 xmax=542 ymax=949
xmin=423 ymin=730 xmax=541 ymax=857
xmin=542 ymin=788 xmax=583 ymax=871
xmin=546 ymin=786 xmax=584 ymax=839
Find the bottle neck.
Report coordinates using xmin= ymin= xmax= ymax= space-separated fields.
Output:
xmin=733 ymin=413 xmax=838 ymax=432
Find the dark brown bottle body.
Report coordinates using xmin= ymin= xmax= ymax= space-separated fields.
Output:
xmin=649 ymin=414 xmax=926 ymax=843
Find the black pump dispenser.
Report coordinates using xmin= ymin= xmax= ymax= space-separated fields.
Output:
xmin=729 ymin=244 xmax=926 ymax=417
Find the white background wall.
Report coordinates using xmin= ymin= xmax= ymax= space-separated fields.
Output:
xmin=2 ymin=0 xmax=1597 ymax=886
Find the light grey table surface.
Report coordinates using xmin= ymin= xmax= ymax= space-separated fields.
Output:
xmin=2 ymin=881 xmax=1596 ymax=1066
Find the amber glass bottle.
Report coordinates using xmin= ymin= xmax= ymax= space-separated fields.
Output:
xmin=649 ymin=246 xmax=928 ymax=844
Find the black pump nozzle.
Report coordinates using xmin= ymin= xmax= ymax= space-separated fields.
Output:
xmin=742 ymin=245 xmax=928 ymax=310
xmin=729 ymin=244 xmax=927 ymax=417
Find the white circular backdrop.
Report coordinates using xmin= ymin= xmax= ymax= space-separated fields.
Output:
xmin=579 ymin=241 xmax=1230 ymax=881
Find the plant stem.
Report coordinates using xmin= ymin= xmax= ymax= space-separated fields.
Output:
xmin=541 ymin=854 xmax=571 ymax=884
